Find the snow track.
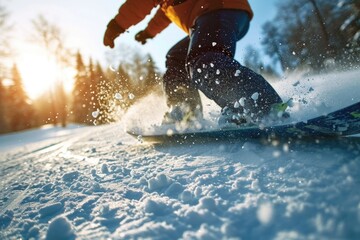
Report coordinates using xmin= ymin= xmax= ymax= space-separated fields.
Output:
xmin=1 ymin=124 xmax=360 ymax=239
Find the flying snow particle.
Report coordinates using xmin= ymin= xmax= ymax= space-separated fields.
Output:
xmin=128 ymin=93 xmax=135 ymax=100
xmin=287 ymin=98 xmax=295 ymax=107
xmin=114 ymin=93 xmax=123 ymax=100
xmin=215 ymin=79 xmax=220 ymax=85
xmin=212 ymin=42 xmax=217 ymax=47
xmin=166 ymin=129 xmax=174 ymax=136
xmin=292 ymin=81 xmax=300 ymax=87
xmin=139 ymin=76 xmax=144 ymax=81
xmin=197 ymin=68 xmax=202 ymax=73
xmin=239 ymin=97 xmax=246 ymax=107
xmin=251 ymin=92 xmax=259 ymax=101
xmin=273 ymin=151 xmax=281 ymax=158
xmin=210 ymin=63 xmax=215 ymax=68
xmin=292 ymin=51 xmax=296 ymax=55
xmin=92 ymin=110 xmax=100 ymax=118
xmin=234 ymin=69 xmax=241 ymax=77
xmin=109 ymin=65 xmax=116 ymax=72
xmin=234 ymin=101 xmax=240 ymax=109
xmin=216 ymin=69 xmax=220 ymax=75
xmin=283 ymin=144 xmax=289 ymax=152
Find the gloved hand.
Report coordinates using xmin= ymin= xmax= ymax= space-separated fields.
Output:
xmin=135 ymin=30 xmax=152 ymax=45
xmin=103 ymin=19 xmax=125 ymax=48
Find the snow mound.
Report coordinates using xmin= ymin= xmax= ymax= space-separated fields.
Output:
xmin=45 ymin=216 xmax=76 ymax=240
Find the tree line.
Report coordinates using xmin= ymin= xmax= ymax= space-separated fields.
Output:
xmin=0 ymin=49 xmax=162 ymax=134
xmin=72 ymin=51 xmax=162 ymax=126
xmin=0 ymin=2 xmax=162 ymax=134
xmin=244 ymin=0 xmax=359 ymax=75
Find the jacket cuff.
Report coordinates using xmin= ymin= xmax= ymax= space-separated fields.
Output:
xmin=108 ymin=19 xmax=125 ymax=34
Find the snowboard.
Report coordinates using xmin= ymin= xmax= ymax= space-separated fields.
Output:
xmin=127 ymin=101 xmax=360 ymax=143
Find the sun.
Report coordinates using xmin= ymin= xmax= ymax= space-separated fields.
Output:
xmin=16 ymin=47 xmax=59 ymax=99
xmin=16 ymin=45 xmax=74 ymax=100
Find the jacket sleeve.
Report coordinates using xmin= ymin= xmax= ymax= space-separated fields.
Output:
xmin=144 ymin=8 xmax=172 ymax=37
xmin=114 ymin=0 xmax=156 ymax=30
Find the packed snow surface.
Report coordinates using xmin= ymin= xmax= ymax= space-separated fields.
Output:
xmin=0 ymin=70 xmax=360 ymax=239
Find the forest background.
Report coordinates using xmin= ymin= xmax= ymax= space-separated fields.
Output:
xmin=0 ymin=0 xmax=358 ymax=134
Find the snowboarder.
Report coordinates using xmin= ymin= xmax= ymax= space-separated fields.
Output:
xmin=104 ymin=0 xmax=283 ymax=125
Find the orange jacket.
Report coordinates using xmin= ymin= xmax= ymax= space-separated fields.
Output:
xmin=114 ymin=0 xmax=253 ymax=37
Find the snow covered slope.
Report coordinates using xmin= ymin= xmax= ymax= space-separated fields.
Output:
xmin=1 ymin=123 xmax=360 ymax=239
xmin=0 ymin=70 xmax=360 ymax=239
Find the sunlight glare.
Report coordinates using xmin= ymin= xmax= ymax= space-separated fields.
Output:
xmin=17 ymin=48 xmax=59 ymax=99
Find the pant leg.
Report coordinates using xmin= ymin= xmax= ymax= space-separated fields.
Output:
xmin=187 ymin=10 xmax=282 ymax=117
xmin=163 ymin=37 xmax=202 ymax=112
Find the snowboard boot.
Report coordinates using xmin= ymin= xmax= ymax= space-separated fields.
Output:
xmin=218 ymin=100 xmax=292 ymax=127
xmin=162 ymin=103 xmax=203 ymax=125
xmin=268 ymin=100 xmax=292 ymax=121
xmin=218 ymin=106 xmax=255 ymax=127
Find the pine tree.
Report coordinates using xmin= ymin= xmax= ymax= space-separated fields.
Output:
xmin=53 ymin=81 xmax=67 ymax=127
xmin=7 ymin=64 xmax=34 ymax=131
xmin=261 ymin=22 xmax=291 ymax=72
xmin=72 ymin=51 xmax=89 ymax=124
xmin=88 ymin=58 xmax=100 ymax=125
xmin=0 ymin=2 xmax=12 ymax=112
xmin=113 ymin=64 xmax=132 ymax=110
xmin=31 ymin=15 xmax=71 ymax=127
xmin=0 ymin=78 xmax=8 ymax=133
xmin=336 ymin=0 xmax=360 ymax=65
xmin=94 ymin=62 xmax=112 ymax=124
xmin=130 ymin=53 xmax=146 ymax=99
xmin=243 ymin=46 xmax=279 ymax=78
xmin=0 ymin=3 xmax=12 ymax=65
xmin=261 ymin=0 xmax=360 ymax=72
xmin=144 ymin=55 xmax=161 ymax=91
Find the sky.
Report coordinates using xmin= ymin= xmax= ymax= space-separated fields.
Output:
xmin=4 ymin=0 xmax=278 ymax=98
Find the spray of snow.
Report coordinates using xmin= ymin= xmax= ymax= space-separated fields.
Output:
xmin=123 ymin=93 xmax=168 ymax=132
xmin=121 ymin=69 xmax=360 ymax=135
xmin=124 ymin=92 xmax=219 ymax=135
xmin=272 ymin=69 xmax=360 ymax=122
